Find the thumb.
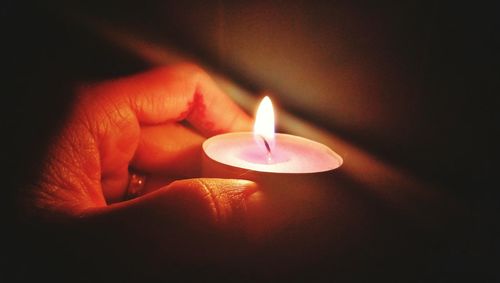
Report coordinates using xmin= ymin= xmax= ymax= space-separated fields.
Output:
xmin=124 ymin=178 xmax=258 ymax=230
xmin=79 ymin=178 xmax=258 ymax=263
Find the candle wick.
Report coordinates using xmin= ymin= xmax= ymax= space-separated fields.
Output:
xmin=259 ymin=135 xmax=272 ymax=155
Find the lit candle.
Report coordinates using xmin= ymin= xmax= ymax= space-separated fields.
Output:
xmin=202 ymin=96 xmax=343 ymax=178
xmin=202 ymin=96 xmax=343 ymax=241
xmin=202 ymin=96 xmax=342 ymax=239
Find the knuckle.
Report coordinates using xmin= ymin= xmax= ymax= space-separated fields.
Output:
xmin=172 ymin=62 xmax=206 ymax=75
xmin=165 ymin=62 xmax=209 ymax=84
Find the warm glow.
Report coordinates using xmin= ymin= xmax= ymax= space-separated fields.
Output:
xmin=253 ymin=96 xmax=275 ymax=153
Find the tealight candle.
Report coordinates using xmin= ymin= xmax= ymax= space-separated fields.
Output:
xmin=202 ymin=96 xmax=342 ymax=179
xmin=202 ymin=96 xmax=342 ymax=241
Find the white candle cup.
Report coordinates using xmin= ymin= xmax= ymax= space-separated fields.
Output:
xmin=202 ymin=132 xmax=342 ymax=177
xmin=202 ymin=132 xmax=343 ymax=241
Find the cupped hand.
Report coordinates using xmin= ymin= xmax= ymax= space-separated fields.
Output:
xmin=23 ymin=64 xmax=260 ymax=269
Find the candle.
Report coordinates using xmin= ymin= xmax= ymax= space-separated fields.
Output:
xmin=202 ymin=96 xmax=343 ymax=241
xmin=202 ymin=96 xmax=342 ymax=177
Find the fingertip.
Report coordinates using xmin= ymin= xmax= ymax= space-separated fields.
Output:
xmin=166 ymin=178 xmax=259 ymax=229
xmin=218 ymin=110 xmax=254 ymax=135
xmin=195 ymin=178 xmax=258 ymax=196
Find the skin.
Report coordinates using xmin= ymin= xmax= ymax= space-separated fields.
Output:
xmin=21 ymin=64 xmax=261 ymax=273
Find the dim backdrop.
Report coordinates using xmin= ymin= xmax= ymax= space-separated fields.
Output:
xmin=4 ymin=0 xmax=497 ymax=282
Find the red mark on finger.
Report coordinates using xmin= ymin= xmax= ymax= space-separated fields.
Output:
xmin=177 ymin=90 xmax=216 ymax=135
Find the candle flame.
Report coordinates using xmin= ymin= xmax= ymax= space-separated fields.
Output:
xmin=254 ymin=96 xmax=275 ymax=156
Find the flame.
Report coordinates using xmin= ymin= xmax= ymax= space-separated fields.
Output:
xmin=253 ymin=96 xmax=275 ymax=154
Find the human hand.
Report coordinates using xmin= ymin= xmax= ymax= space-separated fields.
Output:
xmin=22 ymin=64 xmax=261 ymax=274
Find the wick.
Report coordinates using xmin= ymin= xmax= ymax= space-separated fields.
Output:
xmin=259 ymin=135 xmax=273 ymax=163
xmin=259 ymin=135 xmax=272 ymax=154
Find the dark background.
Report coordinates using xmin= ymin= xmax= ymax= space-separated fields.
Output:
xmin=4 ymin=0 xmax=498 ymax=282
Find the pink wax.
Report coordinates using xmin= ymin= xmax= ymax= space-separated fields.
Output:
xmin=203 ymin=132 xmax=342 ymax=174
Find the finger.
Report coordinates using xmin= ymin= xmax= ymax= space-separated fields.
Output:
xmin=78 ymin=63 xmax=251 ymax=204
xmin=131 ymin=123 xmax=204 ymax=176
xmin=87 ymin=63 xmax=253 ymax=136
xmin=28 ymin=64 xmax=254 ymax=216
xmin=82 ymin=178 xmax=258 ymax=261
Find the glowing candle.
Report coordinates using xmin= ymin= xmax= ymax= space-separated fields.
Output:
xmin=202 ymin=96 xmax=343 ymax=241
xmin=202 ymin=96 xmax=342 ymax=177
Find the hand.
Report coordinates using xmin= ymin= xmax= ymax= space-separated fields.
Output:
xmin=21 ymin=63 xmax=260 ymax=277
